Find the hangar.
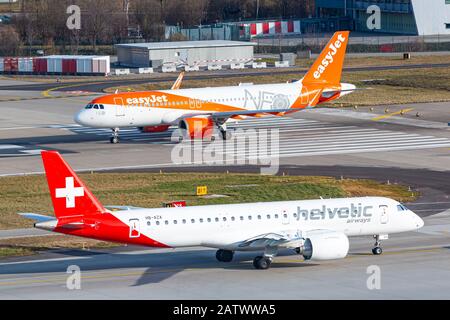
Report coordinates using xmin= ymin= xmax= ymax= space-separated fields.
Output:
xmin=115 ymin=40 xmax=255 ymax=68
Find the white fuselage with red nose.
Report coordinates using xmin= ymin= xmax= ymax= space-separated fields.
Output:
xmin=37 ymin=196 xmax=423 ymax=250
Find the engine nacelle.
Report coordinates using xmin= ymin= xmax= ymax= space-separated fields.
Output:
xmin=179 ymin=117 xmax=214 ymax=139
xmin=139 ymin=125 xmax=170 ymax=133
xmin=301 ymin=231 xmax=349 ymax=260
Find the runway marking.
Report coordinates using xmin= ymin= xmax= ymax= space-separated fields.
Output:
xmin=43 ymin=116 xmax=450 ymax=161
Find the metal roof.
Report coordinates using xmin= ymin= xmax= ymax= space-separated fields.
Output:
xmin=115 ymin=40 xmax=255 ymax=50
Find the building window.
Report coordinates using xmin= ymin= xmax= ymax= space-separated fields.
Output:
xmin=446 ymin=23 xmax=450 ymax=29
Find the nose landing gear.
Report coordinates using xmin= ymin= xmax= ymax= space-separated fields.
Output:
xmin=372 ymin=235 xmax=383 ymax=255
xmin=110 ymin=128 xmax=119 ymax=144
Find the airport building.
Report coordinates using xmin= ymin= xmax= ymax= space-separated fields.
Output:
xmin=115 ymin=40 xmax=255 ymax=68
xmin=316 ymin=0 xmax=450 ymax=35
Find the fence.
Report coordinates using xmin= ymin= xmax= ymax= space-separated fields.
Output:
xmin=252 ymin=34 xmax=450 ymax=54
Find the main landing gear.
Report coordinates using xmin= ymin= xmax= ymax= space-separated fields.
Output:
xmin=253 ymin=247 xmax=277 ymax=270
xmin=253 ymin=256 xmax=272 ymax=270
xmin=110 ymin=128 xmax=119 ymax=144
xmin=372 ymin=235 xmax=383 ymax=255
xmin=216 ymin=122 xmax=231 ymax=140
xmin=216 ymin=249 xmax=234 ymax=262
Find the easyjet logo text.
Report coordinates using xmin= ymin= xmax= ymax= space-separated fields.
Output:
xmin=313 ymin=33 xmax=346 ymax=80
xmin=126 ymin=95 xmax=168 ymax=105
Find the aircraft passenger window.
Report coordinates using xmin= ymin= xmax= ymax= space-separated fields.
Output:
xmin=231 ymin=217 xmax=235 ymax=221
xmin=257 ymin=215 xmax=261 ymax=220
xmin=215 ymin=217 xmax=219 ymax=222
xmin=248 ymin=216 xmax=252 ymax=220
xmin=147 ymin=221 xmax=151 ymax=226
xmin=223 ymin=217 xmax=227 ymax=221
xmin=165 ymin=220 xmax=169 ymax=225
xmin=267 ymin=215 xmax=270 ymax=219
xmin=293 ymin=213 xmax=297 ymax=218
xmin=191 ymin=219 xmax=195 ymax=223
xmin=156 ymin=221 xmax=160 ymax=225
xmin=275 ymin=214 xmax=279 ymax=219
xmin=173 ymin=220 xmax=177 ymax=224
xmin=240 ymin=216 xmax=244 ymax=221
xmin=207 ymin=218 xmax=211 ymax=222
xmin=283 ymin=214 xmax=288 ymax=218
xmin=200 ymin=218 xmax=204 ymax=223
xmin=182 ymin=219 xmax=186 ymax=224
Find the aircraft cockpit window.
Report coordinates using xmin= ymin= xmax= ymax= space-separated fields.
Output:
xmin=85 ymin=104 xmax=93 ymax=109
xmin=397 ymin=204 xmax=408 ymax=211
xmin=93 ymin=104 xmax=99 ymax=109
xmin=99 ymin=105 xmax=104 ymax=109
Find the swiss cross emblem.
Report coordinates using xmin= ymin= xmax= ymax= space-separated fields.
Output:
xmin=55 ymin=177 xmax=84 ymax=208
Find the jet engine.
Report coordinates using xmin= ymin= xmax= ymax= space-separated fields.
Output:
xmin=178 ymin=117 xmax=214 ymax=139
xmin=298 ymin=230 xmax=349 ymax=260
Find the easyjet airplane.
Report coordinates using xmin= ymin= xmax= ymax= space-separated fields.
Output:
xmin=20 ymin=151 xmax=424 ymax=269
xmin=74 ymin=31 xmax=356 ymax=143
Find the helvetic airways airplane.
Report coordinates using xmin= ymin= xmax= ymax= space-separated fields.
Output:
xmin=20 ymin=151 xmax=424 ymax=269
xmin=74 ymin=31 xmax=356 ymax=144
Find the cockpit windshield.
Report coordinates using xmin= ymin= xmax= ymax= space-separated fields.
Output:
xmin=397 ymin=204 xmax=408 ymax=211
xmin=85 ymin=104 xmax=104 ymax=109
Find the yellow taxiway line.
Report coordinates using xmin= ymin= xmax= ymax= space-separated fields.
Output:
xmin=372 ymin=108 xmax=414 ymax=121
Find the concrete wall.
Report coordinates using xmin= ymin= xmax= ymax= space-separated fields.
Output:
xmin=412 ymin=0 xmax=450 ymax=35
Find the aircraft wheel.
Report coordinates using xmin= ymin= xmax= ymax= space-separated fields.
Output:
xmin=110 ymin=136 xmax=119 ymax=144
xmin=372 ymin=247 xmax=383 ymax=255
xmin=253 ymin=256 xmax=271 ymax=270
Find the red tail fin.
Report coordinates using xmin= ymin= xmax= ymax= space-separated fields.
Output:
xmin=41 ymin=151 xmax=105 ymax=218
xmin=303 ymin=31 xmax=349 ymax=85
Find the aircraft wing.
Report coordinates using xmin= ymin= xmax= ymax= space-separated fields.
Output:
xmin=174 ymin=108 xmax=296 ymax=125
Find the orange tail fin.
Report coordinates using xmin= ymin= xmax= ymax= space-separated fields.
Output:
xmin=302 ymin=31 xmax=349 ymax=85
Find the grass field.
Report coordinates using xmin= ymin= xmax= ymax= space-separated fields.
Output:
xmin=0 ymin=172 xmax=416 ymax=259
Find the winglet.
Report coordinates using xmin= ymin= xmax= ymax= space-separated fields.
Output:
xmin=171 ymin=72 xmax=185 ymax=90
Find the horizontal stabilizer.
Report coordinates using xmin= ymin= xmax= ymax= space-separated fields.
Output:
xmin=18 ymin=212 xmax=56 ymax=222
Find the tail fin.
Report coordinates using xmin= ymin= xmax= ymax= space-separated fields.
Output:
xmin=302 ymin=31 xmax=349 ymax=85
xmin=41 ymin=151 xmax=106 ymax=218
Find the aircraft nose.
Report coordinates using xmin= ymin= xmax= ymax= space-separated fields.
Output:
xmin=412 ymin=212 xmax=424 ymax=229
xmin=416 ymin=215 xmax=424 ymax=229
xmin=74 ymin=110 xmax=88 ymax=125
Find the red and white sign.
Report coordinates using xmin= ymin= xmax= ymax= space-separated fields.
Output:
xmin=243 ymin=20 xmax=301 ymax=38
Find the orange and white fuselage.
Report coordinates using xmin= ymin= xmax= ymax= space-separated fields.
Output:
xmin=74 ymin=31 xmax=355 ymax=141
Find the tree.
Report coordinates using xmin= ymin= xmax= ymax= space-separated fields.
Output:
xmin=0 ymin=26 xmax=22 ymax=56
